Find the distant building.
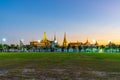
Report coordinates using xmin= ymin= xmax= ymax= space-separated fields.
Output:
xmin=81 ymin=39 xmax=91 ymax=51
xmin=30 ymin=32 xmax=51 ymax=47
xmin=68 ymin=42 xmax=81 ymax=47
xmin=40 ymin=32 xmax=51 ymax=47
xmin=67 ymin=42 xmax=81 ymax=52
xmin=94 ymin=41 xmax=99 ymax=47
xmin=84 ymin=39 xmax=91 ymax=46
xmin=29 ymin=32 xmax=103 ymax=52
xmin=51 ymin=34 xmax=58 ymax=48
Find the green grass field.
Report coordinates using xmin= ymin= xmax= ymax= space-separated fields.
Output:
xmin=0 ymin=52 xmax=120 ymax=80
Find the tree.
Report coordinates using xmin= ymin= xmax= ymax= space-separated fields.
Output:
xmin=15 ymin=45 xmax=20 ymax=52
xmin=78 ymin=45 xmax=82 ymax=52
xmin=3 ymin=44 xmax=9 ymax=52
xmin=10 ymin=44 xmax=16 ymax=52
xmin=0 ymin=44 xmax=3 ymax=52
xmin=67 ymin=44 xmax=71 ymax=52
xmin=72 ymin=46 xmax=76 ymax=52
xmin=10 ymin=44 xmax=15 ymax=49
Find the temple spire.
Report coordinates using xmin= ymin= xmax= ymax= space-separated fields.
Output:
xmin=84 ymin=39 xmax=90 ymax=45
xmin=54 ymin=34 xmax=56 ymax=41
xmin=43 ymin=32 xmax=47 ymax=41
xmin=95 ymin=41 xmax=99 ymax=46
xmin=63 ymin=32 xmax=67 ymax=47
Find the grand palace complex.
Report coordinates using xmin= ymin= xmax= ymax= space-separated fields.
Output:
xmin=23 ymin=32 xmax=120 ymax=53
xmin=0 ymin=32 xmax=119 ymax=52
xmin=30 ymin=32 xmax=99 ymax=48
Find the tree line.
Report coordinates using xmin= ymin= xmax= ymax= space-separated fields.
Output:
xmin=0 ymin=42 xmax=120 ymax=52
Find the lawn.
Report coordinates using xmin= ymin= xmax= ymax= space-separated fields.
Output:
xmin=0 ymin=52 xmax=120 ymax=80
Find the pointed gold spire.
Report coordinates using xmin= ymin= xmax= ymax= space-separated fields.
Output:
xmin=43 ymin=32 xmax=47 ymax=41
xmin=63 ymin=32 xmax=67 ymax=47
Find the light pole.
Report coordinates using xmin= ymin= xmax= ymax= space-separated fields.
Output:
xmin=37 ymin=40 xmax=40 ymax=43
xmin=2 ymin=38 xmax=6 ymax=42
xmin=2 ymin=38 xmax=6 ymax=52
xmin=92 ymin=39 xmax=96 ymax=44
xmin=37 ymin=40 xmax=40 ymax=52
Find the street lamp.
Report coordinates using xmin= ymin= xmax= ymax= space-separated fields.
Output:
xmin=37 ymin=40 xmax=40 ymax=43
xmin=1 ymin=38 xmax=6 ymax=52
xmin=92 ymin=39 xmax=96 ymax=44
xmin=2 ymin=38 xmax=6 ymax=43
xmin=1 ymin=38 xmax=6 ymax=45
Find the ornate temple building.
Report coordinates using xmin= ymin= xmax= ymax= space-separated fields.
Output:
xmin=84 ymin=39 xmax=91 ymax=46
xmin=68 ymin=42 xmax=81 ymax=47
xmin=51 ymin=34 xmax=58 ymax=48
xmin=30 ymin=32 xmax=98 ymax=49
xmin=40 ymin=32 xmax=51 ymax=47
xmin=30 ymin=32 xmax=51 ymax=47
xmin=28 ymin=32 xmax=104 ymax=52
xmin=82 ymin=39 xmax=99 ymax=47
xmin=94 ymin=41 xmax=99 ymax=46
xmin=62 ymin=33 xmax=81 ymax=48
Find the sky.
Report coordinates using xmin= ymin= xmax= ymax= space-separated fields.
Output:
xmin=1 ymin=0 xmax=120 ymax=45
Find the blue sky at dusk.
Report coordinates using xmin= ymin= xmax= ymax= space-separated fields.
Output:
xmin=1 ymin=0 xmax=120 ymax=44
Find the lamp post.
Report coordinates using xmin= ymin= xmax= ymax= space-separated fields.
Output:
xmin=92 ymin=39 xmax=96 ymax=44
xmin=37 ymin=40 xmax=40 ymax=52
xmin=37 ymin=40 xmax=40 ymax=43
xmin=2 ymin=38 xmax=6 ymax=43
xmin=2 ymin=38 xmax=6 ymax=52
xmin=0 ymin=39 xmax=2 ymax=52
